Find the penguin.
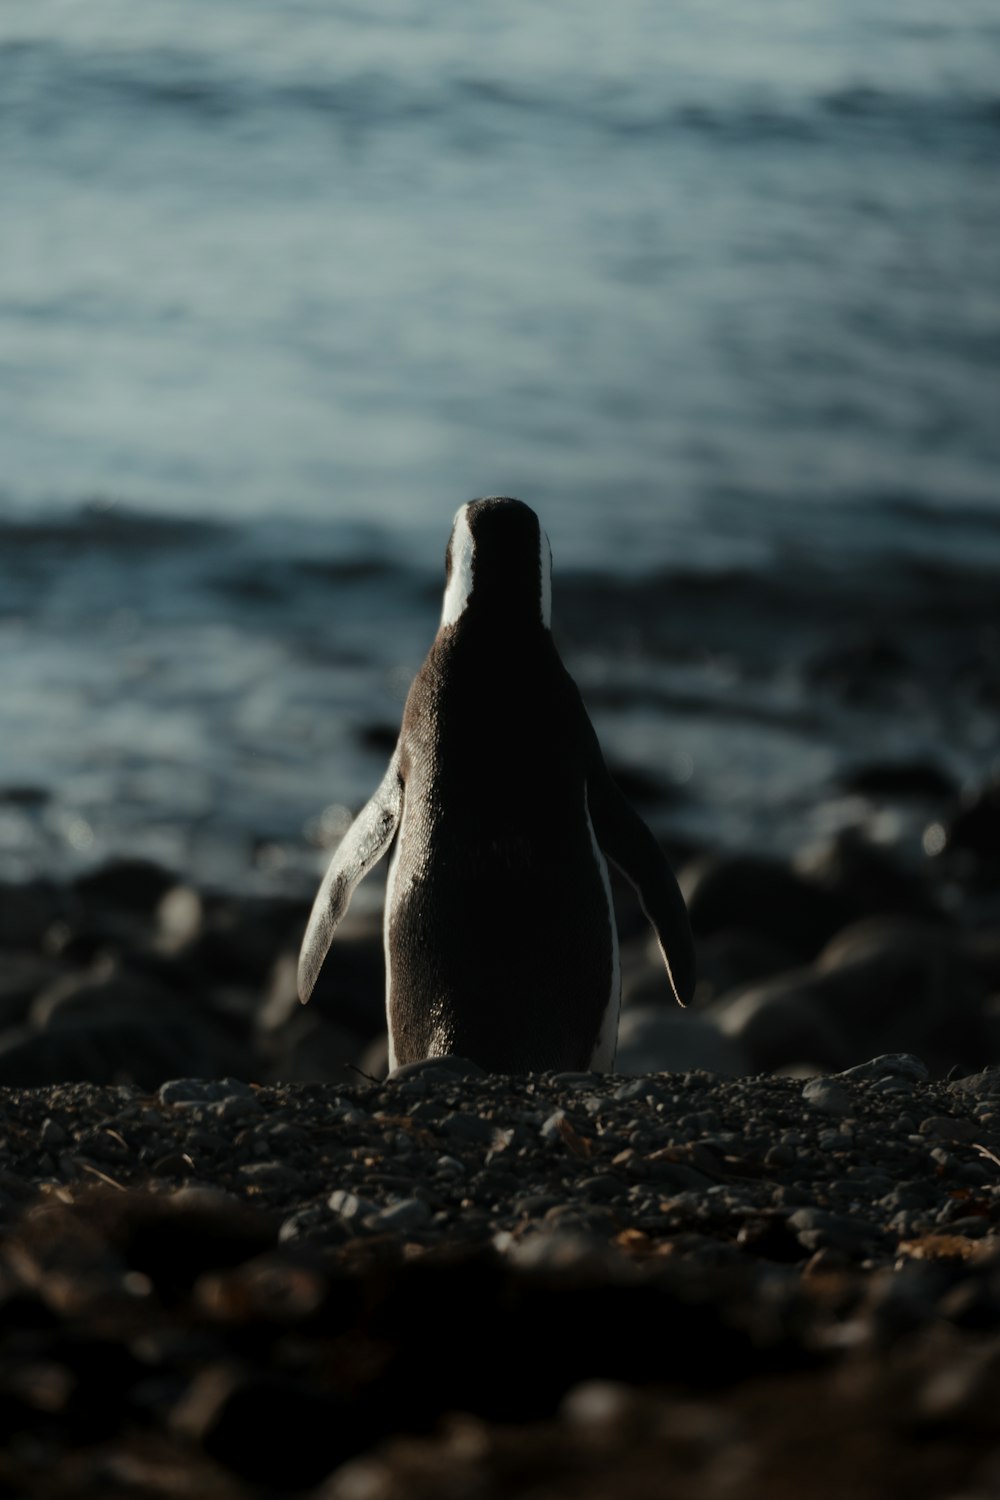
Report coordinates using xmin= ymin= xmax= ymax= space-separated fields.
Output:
xmin=298 ymin=497 xmax=695 ymax=1073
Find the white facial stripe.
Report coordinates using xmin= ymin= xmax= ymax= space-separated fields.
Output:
xmin=440 ymin=505 xmax=475 ymax=627
xmin=540 ymin=527 xmax=552 ymax=628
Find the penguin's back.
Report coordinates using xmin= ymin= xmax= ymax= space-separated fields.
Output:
xmin=386 ymin=626 xmax=617 ymax=1071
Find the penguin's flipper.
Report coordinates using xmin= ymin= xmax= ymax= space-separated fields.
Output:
xmin=583 ymin=732 xmax=696 ymax=1008
xmin=297 ymin=752 xmax=403 ymax=1003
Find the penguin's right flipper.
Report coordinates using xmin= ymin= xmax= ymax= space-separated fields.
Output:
xmin=297 ymin=752 xmax=403 ymax=1003
xmin=579 ymin=710 xmax=696 ymax=1007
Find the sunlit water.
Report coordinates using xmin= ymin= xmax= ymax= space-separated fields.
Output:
xmin=1 ymin=1 xmax=998 ymax=886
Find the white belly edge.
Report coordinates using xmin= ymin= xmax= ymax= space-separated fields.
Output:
xmin=384 ymin=833 xmax=401 ymax=1073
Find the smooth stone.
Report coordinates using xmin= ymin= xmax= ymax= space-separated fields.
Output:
xmin=328 ymin=1189 xmax=378 ymax=1220
xmin=366 ymin=1197 xmax=432 ymax=1233
xmin=73 ymin=857 xmax=179 ymax=916
xmin=615 ymin=1006 xmax=749 ymax=1077
xmin=679 ymin=853 xmax=845 ymax=959
xmin=788 ymin=1208 xmax=885 ymax=1255
xmin=160 ymin=1078 xmax=255 ymax=1106
xmin=839 ymin=759 xmax=956 ymax=800
xmin=835 ymin=1053 xmax=930 ymax=1084
xmin=713 ymin=977 xmax=850 ymax=1073
xmin=801 ymin=1078 xmax=853 ymax=1117
xmin=0 ymin=881 xmax=64 ymax=949
xmin=387 ymin=1055 xmax=486 ymax=1083
xmin=0 ymin=1018 xmax=247 ymax=1090
xmin=442 ymin=1113 xmax=494 ymax=1145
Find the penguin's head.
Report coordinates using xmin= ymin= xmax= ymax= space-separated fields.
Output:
xmin=441 ymin=497 xmax=552 ymax=631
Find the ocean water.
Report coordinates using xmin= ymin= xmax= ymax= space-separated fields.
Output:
xmin=2 ymin=1 xmax=999 ymax=888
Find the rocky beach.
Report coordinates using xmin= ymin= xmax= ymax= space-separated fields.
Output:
xmin=1 ymin=742 xmax=999 ymax=1497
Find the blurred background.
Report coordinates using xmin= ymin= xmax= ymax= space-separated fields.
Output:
xmin=1 ymin=1 xmax=999 ymax=1082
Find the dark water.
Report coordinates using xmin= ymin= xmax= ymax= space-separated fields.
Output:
xmin=1 ymin=3 xmax=998 ymax=888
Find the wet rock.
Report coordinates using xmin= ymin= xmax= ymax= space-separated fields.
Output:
xmin=388 ymin=1055 xmax=487 ymax=1083
xmin=328 ymin=1189 xmax=379 ymax=1221
xmin=189 ymin=896 xmax=305 ymax=988
xmin=802 ymin=1078 xmax=853 ymax=1117
xmin=73 ymin=857 xmax=179 ymax=917
xmin=839 ymin=760 xmax=956 ymax=800
xmin=367 ymin=1198 xmax=433 ymax=1234
xmin=159 ymin=1078 xmax=256 ymax=1106
xmin=813 ymin=919 xmax=988 ymax=1074
xmin=0 ymin=878 xmax=64 ymax=949
xmin=943 ymin=772 xmax=1000 ymax=860
xmin=712 ymin=973 xmax=850 ymax=1073
xmin=266 ymin=1011 xmax=366 ymax=1085
xmin=0 ymin=953 xmax=64 ymax=1027
xmin=30 ymin=963 xmax=184 ymax=1029
xmin=0 ymin=1015 xmax=250 ymax=1089
xmin=788 ymin=1207 xmax=885 ymax=1256
xmin=675 ymin=929 xmax=794 ymax=1006
xmin=835 ymin=1053 xmax=930 ymax=1084
xmin=796 ymin=829 xmax=940 ymax=923
xmin=679 ymin=854 xmax=845 ymax=960
xmin=172 ymin=1367 xmax=352 ymax=1488
xmin=615 ymin=1006 xmax=749 ymax=1076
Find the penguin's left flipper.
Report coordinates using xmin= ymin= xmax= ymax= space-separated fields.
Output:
xmin=584 ymin=738 xmax=696 ymax=1008
xmin=297 ymin=751 xmax=403 ymax=1004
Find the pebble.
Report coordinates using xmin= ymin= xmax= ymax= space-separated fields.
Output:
xmin=787 ymin=1208 xmax=886 ymax=1256
xmin=328 ymin=1190 xmax=379 ymax=1221
xmin=0 ymin=1057 xmax=996 ymax=1276
xmin=836 ymin=1053 xmax=930 ymax=1084
xmin=159 ymin=1078 xmax=256 ymax=1106
xmin=366 ymin=1198 xmax=433 ymax=1233
xmin=801 ymin=1078 xmax=853 ymax=1117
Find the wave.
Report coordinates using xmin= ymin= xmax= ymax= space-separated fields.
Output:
xmin=4 ymin=37 xmax=999 ymax=153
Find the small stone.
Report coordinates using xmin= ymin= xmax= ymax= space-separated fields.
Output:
xmin=238 ymin=1161 xmax=300 ymax=1188
xmin=366 ymin=1197 xmax=432 ymax=1233
xmin=216 ymin=1094 xmax=263 ymax=1123
xmin=788 ymin=1207 xmax=885 ymax=1256
xmin=328 ymin=1189 xmax=378 ymax=1220
xmin=540 ymin=1111 xmax=570 ymax=1141
xmin=435 ymin=1155 xmax=466 ymax=1178
xmin=442 ymin=1113 xmax=494 ymax=1145
xmin=159 ymin=1078 xmax=255 ymax=1106
xmin=918 ymin=1116 xmax=980 ymax=1143
xmin=40 ymin=1118 xmax=68 ymax=1148
xmin=801 ymin=1078 xmax=852 ymax=1117
xmin=836 ymin=1053 xmax=929 ymax=1084
xmin=387 ymin=1055 xmax=486 ymax=1083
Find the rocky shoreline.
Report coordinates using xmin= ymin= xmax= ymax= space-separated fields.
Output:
xmin=0 ymin=758 xmax=998 ymax=1495
xmin=1 ymin=1057 xmax=1000 ymax=1496
xmin=2 ymin=1055 xmax=999 ymax=1262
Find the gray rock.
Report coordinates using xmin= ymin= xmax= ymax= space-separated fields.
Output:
xmin=442 ymin=1112 xmax=495 ymax=1145
xmin=713 ymin=976 xmax=849 ymax=1073
xmin=160 ymin=1077 xmax=255 ymax=1106
xmin=327 ymin=1189 xmax=378 ymax=1220
xmin=788 ymin=1207 xmax=885 ymax=1255
xmin=835 ymin=1053 xmax=929 ymax=1084
xmin=615 ymin=1006 xmax=749 ymax=1077
xmin=802 ymin=1078 xmax=853 ymax=1117
xmin=950 ymin=1066 xmax=1000 ymax=1098
xmin=387 ymin=1054 xmax=486 ymax=1083
xmin=366 ymin=1197 xmax=432 ymax=1233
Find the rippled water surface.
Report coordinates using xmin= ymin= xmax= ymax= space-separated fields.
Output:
xmin=2 ymin=1 xmax=998 ymax=884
